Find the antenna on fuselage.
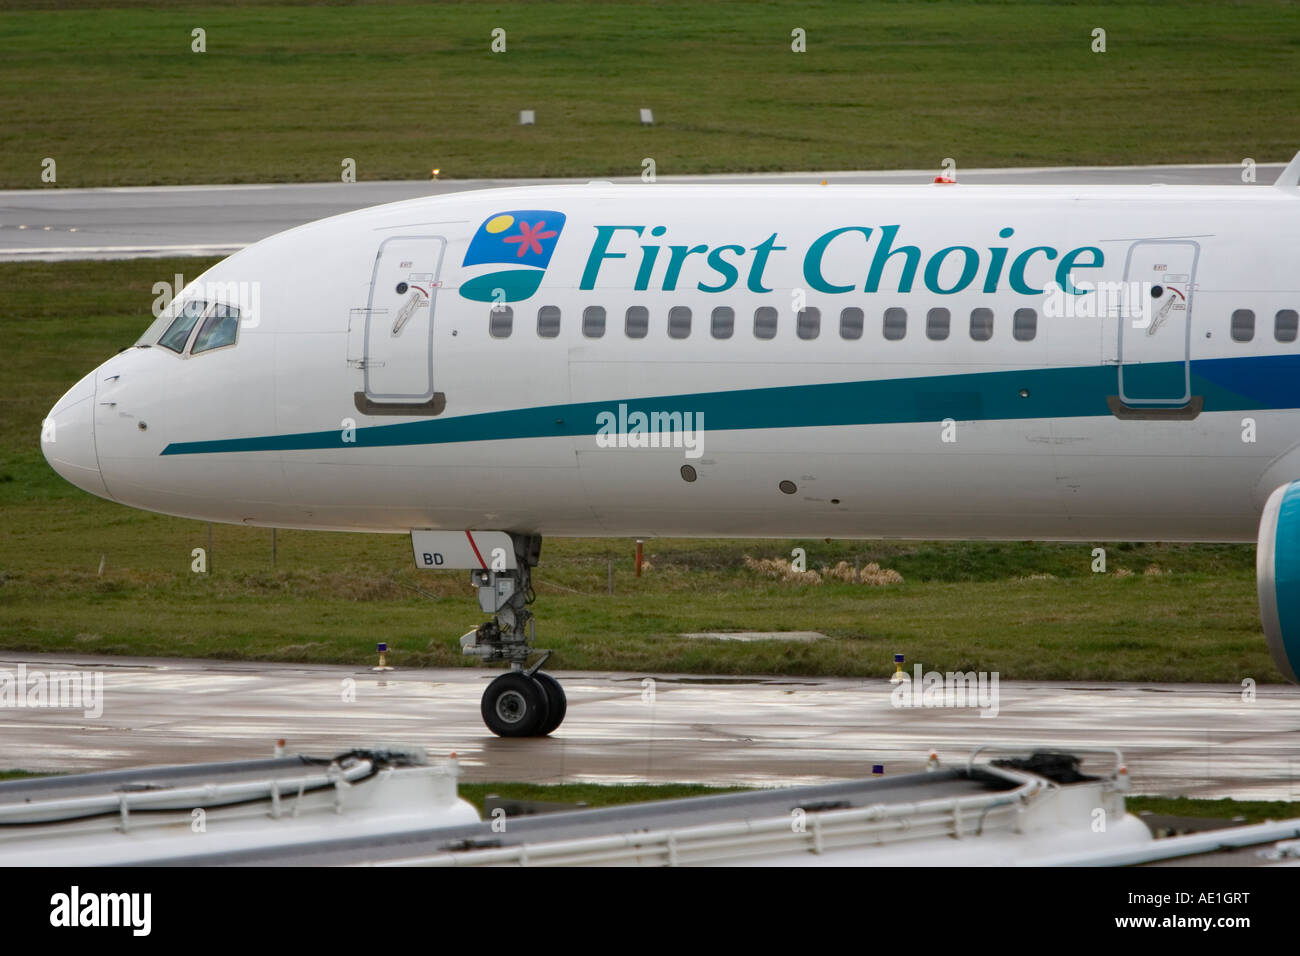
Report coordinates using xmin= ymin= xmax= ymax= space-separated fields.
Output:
xmin=1273 ymin=150 xmax=1300 ymax=190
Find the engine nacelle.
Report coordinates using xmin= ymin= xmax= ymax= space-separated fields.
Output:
xmin=1258 ymin=480 xmax=1300 ymax=683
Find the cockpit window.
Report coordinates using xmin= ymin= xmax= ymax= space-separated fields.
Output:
xmin=192 ymin=303 xmax=240 ymax=354
xmin=157 ymin=300 xmax=208 ymax=353
xmin=135 ymin=309 xmax=176 ymax=347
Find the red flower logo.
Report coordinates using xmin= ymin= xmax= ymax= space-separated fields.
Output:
xmin=504 ymin=220 xmax=557 ymax=258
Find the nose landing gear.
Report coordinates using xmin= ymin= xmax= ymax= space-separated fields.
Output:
xmin=459 ymin=534 xmax=567 ymax=737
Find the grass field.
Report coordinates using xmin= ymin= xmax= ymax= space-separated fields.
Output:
xmin=1126 ymin=795 xmax=1300 ymax=825
xmin=0 ymin=257 xmax=1281 ymax=682
xmin=2 ymin=0 xmax=1299 ymax=188
xmin=457 ymin=782 xmax=746 ymax=815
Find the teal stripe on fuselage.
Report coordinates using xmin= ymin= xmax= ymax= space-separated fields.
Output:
xmin=160 ymin=354 xmax=1300 ymax=456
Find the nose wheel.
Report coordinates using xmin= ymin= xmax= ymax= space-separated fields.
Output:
xmin=481 ymin=669 xmax=568 ymax=738
xmin=460 ymin=534 xmax=569 ymax=737
xmin=532 ymin=670 xmax=567 ymax=735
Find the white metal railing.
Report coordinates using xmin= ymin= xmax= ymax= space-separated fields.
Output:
xmin=0 ymin=759 xmax=373 ymax=827
xmin=377 ymin=762 xmax=1053 ymax=867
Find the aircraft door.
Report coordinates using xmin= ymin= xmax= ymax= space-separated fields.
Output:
xmin=1117 ymin=239 xmax=1198 ymax=408
xmin=361 ymin=236 xmax=447 ymax=408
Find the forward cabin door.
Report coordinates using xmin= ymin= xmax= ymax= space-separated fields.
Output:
xmin=359 ymin=235 xmax=447 ymax=411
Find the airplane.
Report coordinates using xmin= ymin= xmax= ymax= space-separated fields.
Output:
xmin=41 ymin=159 xmax=1300 ymax=736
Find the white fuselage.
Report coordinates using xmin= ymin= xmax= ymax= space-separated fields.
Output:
xmin=43 ymin=183 xmax=1300 ymax=542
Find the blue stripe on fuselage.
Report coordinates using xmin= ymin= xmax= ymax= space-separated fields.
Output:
xmin=161 ymin=354 xmax=1300 ymax=456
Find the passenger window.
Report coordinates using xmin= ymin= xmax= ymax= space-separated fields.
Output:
xmin=582 ymin=306 xmax=606 ymax=338
xmin=1231 ymin=309 xmax=1255 ymax=342
xmin=970 ymin=307 xmax=994 ymax=341
xmin=489 ymin=305 xmax=513 ymax=338
xmin=537 ymin=305 xmax=561 ymax=338
xmin=1013 ymin=308 xmax=1037 ymax=341
xmin=1275 ymin=309 xmax=1299 ymax=343
xmin=796 ymin=307 xmax=820 ymax=340
xmin=625 ymin=305 xmax=649 ymax=339
xmin=158 ymin=300 xmax=208 ymax=353
xmin=926 ymin=307 xmax=950 ymax=341
xmin=754 ymin=306 xmax=778 ymax=340
xmin=668 ymin=306 xmax=692 ymax=339
xmin=839 ymin=307 xmax=864 ymax=340
xmin=711 ymin=306 xmax=734 ymax=339
xmin=883 ymin=307 xmax=907 ymax=341
xmin=191 ymin=304 xmax=240 ymax=354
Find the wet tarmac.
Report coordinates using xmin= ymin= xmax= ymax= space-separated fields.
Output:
xmin=2 ymin=655 xmax=1297 ymax=800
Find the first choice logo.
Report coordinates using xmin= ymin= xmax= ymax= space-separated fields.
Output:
xmin=459 ymin=209 xmax=567 ymax=303
xmin=579 ymin=223 xmax=1104 ymax=298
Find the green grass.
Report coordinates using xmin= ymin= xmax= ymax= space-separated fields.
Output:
xmin=2 ymin=0 xmax=1299 ymax=187
xmin=0 ymin=257 xmax=1282 ymax=682
xmin=457 ymin=782 xmax=746 ymax=815
xmin=0 ymin=556 xmax=1273 ymax=680
xmin=1127 ymin=796 xmax=1300 ymax=825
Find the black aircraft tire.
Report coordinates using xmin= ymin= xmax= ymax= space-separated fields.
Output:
xmin=533 ymin=671 xmax=567 ymax=735
xmin=482 ymin=671 xmax=550 ymax=737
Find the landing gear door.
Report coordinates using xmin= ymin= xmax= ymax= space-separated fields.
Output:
xmin=1117 ymin=240 xmax=1197 ymax=407
xmin=363 ymin=236 xmax=446 ymax=404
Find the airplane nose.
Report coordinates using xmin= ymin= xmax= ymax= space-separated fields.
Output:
xmin=41 ymin=370 xmax=112 ymax=500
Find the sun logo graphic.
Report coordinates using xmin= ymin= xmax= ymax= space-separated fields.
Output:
xmin=459 ymin=210 xmax=566 ymax=303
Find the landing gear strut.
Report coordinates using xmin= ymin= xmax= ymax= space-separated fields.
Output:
xmin=459 ymin=534 xmax=567 ymax=737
